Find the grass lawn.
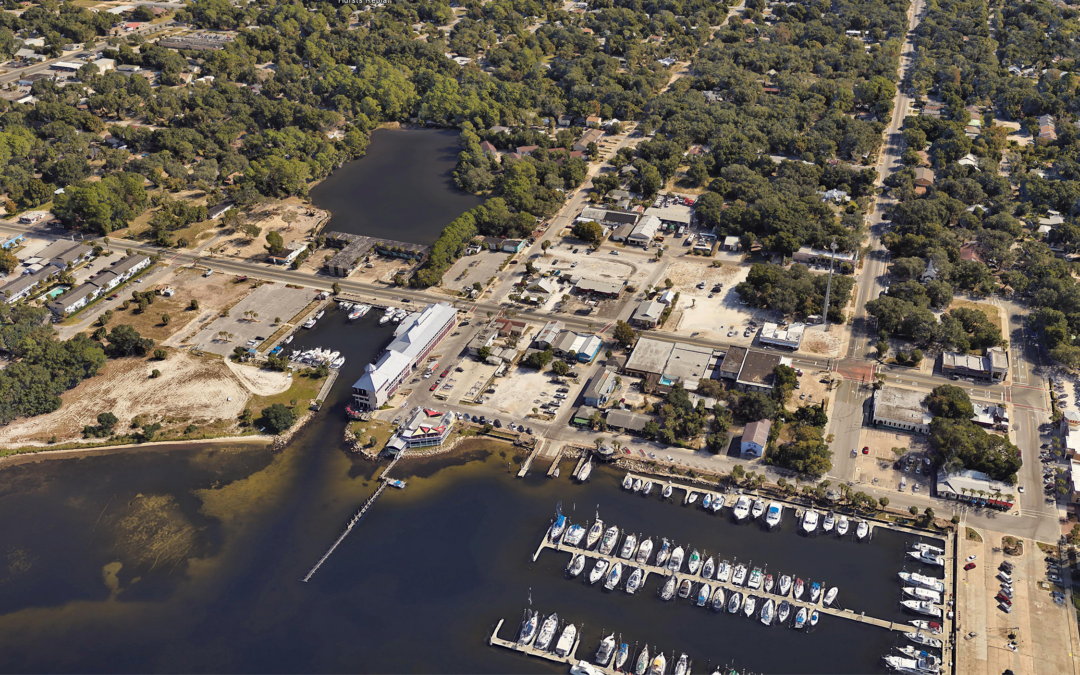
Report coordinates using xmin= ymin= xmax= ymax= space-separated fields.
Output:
xmin=351 ymin=419 xmax=395 ymax=451
xmin=950 ymin=299 xmax=1003 ymax=332
xmin=247 ymin=371 xmax=326 ymax=414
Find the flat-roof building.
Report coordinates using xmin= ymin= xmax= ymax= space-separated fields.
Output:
xmin=351 ymin=303 xmax=457 ymax=410
xmin=624 ymin=337 xmax=717 ymax=390
xmin=941 ymin=347 xmax=1008 ymax=383
xmin=47 ymin=283 xmax=99 ymax=316
xmin=871 ymin=386 xmax=932 ymax=434
xmin=936 ymin=469 xmax=1015 ymax=510
xmin=759 ymin=322 xmax=805 ymax=350
xmin=605 ymin=410 xmax=654 ymax=433
xmin=574 ymin=278 xmax=623 ymax=298
xmin=644 ymin=204 xmax=693 ymax=228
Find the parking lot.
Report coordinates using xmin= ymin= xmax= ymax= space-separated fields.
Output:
xmin=434 ymin=355 xmax=498 ymax=404
xmin=445 ymin=250 xmax=509 ymax=298
xmin=855 ymin=428 xmax=933 ymax=494
xmin=662 ymin=261 xmax=780 ymax=341
xmin=189 ymin=283 xmax=316 ymax=355
xmin=479 ymin=363 xmax=580 ymax=423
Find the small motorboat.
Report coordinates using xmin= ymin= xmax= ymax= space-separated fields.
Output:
xmin=901 ymin=600 xmax=943 ymax=618
xmin=727 ymin=591 xmax=742 ymax=614
xmin=909 ymin=620 xmax=943 ymax=635
xmin=599 ymin=527 xmax=620 ymax=556
xmin=642 ymin=481 xmax=654 ymax=496
xmin=809 ymin=610 xmax=819 ymax=627
xmin=701 ymin=556 xmax=716 ymax=580
xmin=518 ymin=610 xmax=538 ymax=645
xmin=660 ymin=575 xmax=677 ymax=601
xmin=687 ymin=549 xmax=701 ymax=575
xmin=667 ymin=546 xmax=685 ymax=573
xmin=710 ymin=495 xmax=725 ymax=512
xmin=632 ymin=478 xmax=643 ymax=493
xmin=677 ymin=578 xmax=693 ymax=599
xmin=778 ymin=575 xmax=792 ymax=596
xmin=655 ymin=539 xmax=672 ymax=568
xmin=596 ymin=633 xmax=616 ymax=667
xmin=801 ymin=509 xmax=819 ymax=533
xmin=824 ymin=587 xmax=838 ymax=606
xmin=615 ymin=643 xmax=630 ymax=672
xmin=717 ymin=560 xmax=731 ymax=583
xmin=635 ymin=538 xmax=654 ymax=565
xmin=634 ymin=646 xmax=650 ymax=675
xmin=585 ymin=518 xmax=605 ymax=549
xmin=702 ymin=493 xmax=713 ymax=510
xmin=589 ymin=558 xmax=609 ymax=585
xmin=809 ymin=582 xmax=822 ymax=603
xmin=662 ymin=483 xmax=673 ymax=500
xmin=578 ymin=461 xmax=593 ymax=483
xmin=697 ymin=583 xmax=712 ymax=607
xmin=567 ymin=554 xmax=586 ymax=578
xmin=604 ymin=562 xmax=624 ymax=591
xmin=684 ymin=491 xmax=698 ymax=506
xmin=764 ymin=574 xmax=774 ymax=593
xmin=760 ymin=598 xmax=775 ymax=626
xmin=747 ymin=567 xmax=763 ymax=590
xmin=710 ymin=586 xmax=725 ymax=611
xmin=794 ymin=578 xmax=805 ymax=600
xmin=648 ymin=653 xmax=666 ymax=675
xmin=777 ymin=600 xmax=791 ymax=624
xmin=751 ymin=499 xmax=765 ymax=519
xmin=765 ymin=502 xmax=782 ymax=528
xmin=794 ymin=607 xmax=807 ymax=629
xmin=673 ymin=653 xmax=689 ymax=675
xmin=619 ymin=533 xmax=638 ymax=560
xmin=555 ymin=623 xmax=577 ymax=657
xmin=905 ymin=632 xmax=944 ymax=649
xmin=743 ymin=595 xmax=757 ymax=618
xmin=836 ymin=515 xmax=850 ymax=536
xmin=626 ymin=568 xmax=644 ymax=595
xmin=622 ymin=474 xmax=634 ymax=490
xmin=822 ymin=512 xmax=835 ymax=533
xmin=856 ymin=520 xmax=870 ymax=540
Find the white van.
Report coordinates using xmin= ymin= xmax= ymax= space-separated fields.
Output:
xmin=997 ymin=571 xmax=1012 ymax=584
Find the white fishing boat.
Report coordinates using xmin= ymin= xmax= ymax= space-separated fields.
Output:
xmin=883 ymin=654 xmax=940 ymax=675
xmin=564 ymin=524 xmax=586 ymax=547
xmin=702 ymin=493 xmax=712 ymax=510
xmin=660 ymin=575 xmax=677 ymax=601
xmin=303 ymin=318 xmax=317 ymax=328
xmin=732 ymin=564 xmax=748 ymax=586
xmin=710 ymin=586 xmax=725 ymax=611
xmin=673 ymin=653 xmax=688 ymax=675
xmin=912 ymin=542 xmax=945 ymax=556
xmin=809 ymin=610 xmax=819 ymax=627
xmin=599 ymin=526 xmax=620 ymax=556
xmin=701 ymin=556 xmax=715 ymax=580
xmin=378 ymin=309 xmax=393 ymax=325
xmin=743 ymin=595 xmax=757 ymax=618
xmin=727 ymin=591 xmax=742 ymax=614
xmin=684 ymin=490 xmax=698 ymax=506
xmin=751 ymin=499 xmax=765 ymax=519
xmin=568 ymin=554 xmax=586 ymax=577
xmin=655 ymin=539 xmax=671 ymax=568
xmin=662 ymin=483 xmax=673 ymax=500
xmin=667 ymin=546 xmax=685 ymax=572
xmin=903 ymin=586 xmax=942 ymax=604
xmin=636 ymin=538 xmax=653 ymax=565
xmin=331 ymin=356 xmax=345 ymax=369
xmin=907 ymin=549 xmax=945 ymax=567
xmin=836 ymin=515 xmax=850 ymax=536
xmin=555 ymin=624 xmax=577 ymax=657
xmin=822 ymin=512 xmax=835 ymax=533
xmin=901 ymin=600 xmax=943 ymax=618
xmin=909 ymin=620 xmax=943 ymax=635
xmin=642 ymin=480 xmax=654 ymax=496
xmin=536 ymin=613 xmax=559 ymax=651
xmin=824 ymin=586 xmax=838 ymax=606
xmin=747 ymin=567 xmax=763 ymax=590
xmin=634 ymin=646 xmax=650 ymax=675
xmin=518 ymin=610 xmax=538 ymax=645
xmin=687 ymin=549 xmax=701 ymax=575
xmin=778 ymin=575 xmax=792 ymax=596
xmin=716 ymin=560 xmax=732 ymax=583
xmin=905 ymin=632 xmax=944 ymax=649
xmin=898 ymin=572 xmax=945 ymax=593
xmin=622 ymin=474 xmax=634 ymax=490
xmin=794 ymin=607 xmax=807 ymax=629
xmin=314 ymin=310 xmax=325 ymax=320
xmin=589 ymin=558 xmax=609 ymax=585
xmin=626 ymin=567 xmax=644 ymax=594
xmin=283 ymin=335 xmax=293 ymax=345
xmin=801 ymin=509 xmax=819 ymax=533
xmin=777 ymin=600 xmax=791 ymax=624
xmin=710 ymin=494 xmax=725 ymax=512
xmin=604 ymin=562 xmax=624 ymax=591
xmin=732 ymin=495 xmax=751 ymax=521
xmin=619 ymin=533 xmax=638 ymax=560
xmin=677 ymin=578 xmax=692 ymax=599
xmin=648 ymin=653 xmax=666 ymax=675
xmin=585 ymin=518 xmax=604 ymax=549
xmin=765 ymin=502 xmax=783 ymax=528
xmin=577 ymin=460 xmax=593 ymax=482
xmin=760 ymin=598 xmax=775 ymax=625
xmin=764 ymin=574 xmax=774 ymax=593
xmin=697 ymin=583 xmax=712 ymax=607
xmin=595 ymin=633 xmax=616 ymax=667
xmin=632 ymin=478 xmax=643 ymax=493
xmin=856 ymin=520 xmax=870 ymax=540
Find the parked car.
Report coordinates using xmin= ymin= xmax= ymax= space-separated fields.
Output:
xmin=964 ymin=562 xmax=977 ymax=571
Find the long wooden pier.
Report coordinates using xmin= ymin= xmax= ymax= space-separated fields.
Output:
xmin=532 ymin=536 xmax=914 ymax=633
xmin=517 ymin=440 xmax=544 ymax=478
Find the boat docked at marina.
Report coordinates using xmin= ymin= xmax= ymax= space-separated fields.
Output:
xmin=904 ymin=586 xmax=942 ymax=604
xmin=655 ymin=539 xmax=671 ymax=568
xmin=701 ymin=556 xmax=715 ymax=580
xmin=564 ymin=524 xmax=586 ymax=547
xmin=794 ymin=607 xmax=807 ymax=629
xmin=577 ymin=460 xmax=593 ymax=483
xmin=747 ymin=567 xmax=763 ymax=590
xmin=633 ymin=478 xmax=643 ymax=493
xmin=899 ymin=572 xmax=945 ymax=593
xmin=794 ymin=578 xmax=805 ymax=600
xmin=710 ymin=586 xmax=725 ymax=611
xmin=615 ymin=643 xmax=630 ymax=672
xmin=751 ymin=499 xmax=765 ymax=519
xmin=660 ymin=575 xmax=677 ymax=601
xmin=710 ymin=494 xmax=725 ymax=512
xmin=728 ymin=591 xmax=742 ymax=614
xmin=684 ymin=490 xmax=698 ymax=506
xmin=687 ymin=549 xmax=701 ymax=575
xmin=550 ymin=505 xmax=567 ymax=542
xmin=586 ymin=518 xmax=604 ymax=549
xmin=636 ymin=538 xmax=653 ymax=565
xmin=912 ymin=542 xmax=945 ymax=556
xmin=732 ymin=495 xmax=751 ymax=521
xmin=778 ymin=600 xmax=791 ymax=624
xmin=604 ymin=562 xmax=624 ymax=590
xmin=809 ymin=610 xmax=819 ymax=627
xmin=668 ymin=546 xmax=685 ymax=573
xmin=822 ymin=512 xmax=835 ymax=533
xmin=677 ymin=578 xmax=692 ymax=599
xmin=732 ymin=564 xmax=748 ymax=586
xmin=648 ymin=653 xmax=666 ymax=675
xmin=765 ymin=502 xmax=783 ymax=528
xmin=634 ymin=646 xmax=650 ymax=675
xmin=673 ymin=653 xmax=689 ymax=675
xmin=348 ymin=304 xmax=371 ymax=320
xmin=702 ymin=493 xmax=712 ymax=510
xmin=518 ymin=610 xmax=538 ymax=645
xmin=697 ymin=583 xmax=712 ymax=607
xmin=837 ymin=515 xmax=849 ymax=536
xmin=743 ymin=595 xmax=757 ymax=618
xmin=716 ymin=560 xmax=732 ymax=583
xmin=303 ymin=318 xmax=317 ymax=328
xmin=761 ymin=598 xmax=775 ymax=625
xmin=801 ymin=509 xmax=819 ymax=533
xmin=642 ymin=480 xmax=653 ymax=496
xmin=596 ymin=633 xmax=616 ymax=667
xmin=599 ymin=527 xmax=620 ymax=556
xmin=901 ymin=600 xmax=943 ymax=618
xmin=623 ymin=474 xmax=634 ymax=490
xmin=764 ymin=574 xmax=774 ymax=593
xmin=536 ymin=613 xmax=559 ymax=651
xmin=909 ymin=620 xmax=943 ymax=634
xmin=330 ymin=356 xmax=346 ymax=369
xmin=856 ymin=520 xmax=871 ymax=540
xmin=619 ymin=533 xmax=638 ymax=560
xmin=883 ymin=654 xmax=940 ymax=675
xmin=809 ymin=582 xmax=821 ymax=603
xmin=567 ymin=554 xmax=586 ymax=578
xmin=778 ymin=574 xmax=792 ymax=596
xmin=662 ymin=483 xmax=673 ymax=500
xmin=907 ymin=549 xmax=945 ymax=566
xmin=824 ymin=587 xmax=838 ymax=606
xmin=905 ymin=632 xmax=944 ymax=649
xmin=589 ymin=558 xmax=609 ymax=585
xmin=379 ymin=308 xmax=394 ymax=325
xmin=626 ymin=567 xmax=644 ymax=595
xmin=555 ymin=623 xmax=577 ymax=657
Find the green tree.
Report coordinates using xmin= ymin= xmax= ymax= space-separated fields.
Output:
xmin=0 ymin=248 xmax=16 ymax=274
xmin=926 ymin=385 xmax=974 ymax=419
xmin=106 ymin=324 xmax=154 ymax=357
xmin=266 ymin=230 xmax=286 ymax=256
xmin=613 ymin=320 xmax=637 ymax=347
xmin=153 ymin=348 xmax=167 ymax=360
xmin=161 ymin=313 xmax=170 ymax=325
xmin=551 ymin=360 xmax=570 ymax=376
xmin=259 ymin=403 xmax=297 ymax=434
xmin=572 ymin=220 xmax=604 ymax=245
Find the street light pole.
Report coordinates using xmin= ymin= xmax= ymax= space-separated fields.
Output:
xmin=822 ymin=238 xmax=838 ymax=332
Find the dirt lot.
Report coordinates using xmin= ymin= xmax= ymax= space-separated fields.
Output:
xmin=215 ymin=200 xmax=325 ymax=262
xmin=446 ymin=250 xmax=509 ymax=297
xmin=950 ymin=298 xmax=1004 ymax=332
xmin=483 ymin=363 xmax=577 ymax=423
xmin=785 ymin=369 xmax=832 ymax=413
xmin=0 ymin=352 xmax=278 ymax=446
xmin=187 ymin=283 xmax=317 ymax=355
xmin=444 ymin=356 xmax=500 ymax=404
xmin=664 ymin=261 xmax=782 ymax=341
xmin=855 ymin=428 xmax=932 ymax=493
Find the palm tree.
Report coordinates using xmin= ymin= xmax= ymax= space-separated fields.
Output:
xmin=594 ymin=437 xmax=605 ymax=452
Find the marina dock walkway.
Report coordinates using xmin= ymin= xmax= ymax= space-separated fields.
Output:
xmin=546 ymin=444 xmax=565 ymax=477
xmin=490 ymin=618 xmax=598 ymax=672
xmin=532 ymin=536 xmax=913 ymax=634
xmin=517 ymin=440 xmax=545 ymax=478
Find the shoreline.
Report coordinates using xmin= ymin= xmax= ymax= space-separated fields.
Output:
xmin=0 ymin=434 xmax=274 ymax=468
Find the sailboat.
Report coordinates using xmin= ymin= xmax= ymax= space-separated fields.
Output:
xmin=778 ymin=600 xmax=791 ymax=624
xmin=626 ymin=568 xmax=644 ymax=595
xmin=567 ymin=554 xmax=586 ymax=578
xmin=564 ymin=524 xmax=586 ymax=547
xmin=764 ymin=574 xmax=774 ymax=593
xmin=604 ymin=562 xmax=624 ymax=590
xmin=655 ymin=539 xmax=672 ymax=568
xmin=634 ymin=646 xmax=650 ymax=675
xmin=550 ymin=503 xmax=567 ymax=542
xmin=673 ymin=653 xmax=689 ymax=675
xmin=660 ymin=575 xmax=677 ymax=601
xmin=536 ymin=613 xmax=559 ymax=651
xmin=589 ymin=558 xmax=609 ymax=585
xmin=717 ymin=560 xmax=732 ymax=583
xmin=710 ymin=586 xmax=725 ymax=611
xmin=778 ymin=575 xmax=792 ymax=596
xmin=697 ymin=583 xmax=712 ymax=607
xmin=760 ymin=598 xmax=775 ymax=625
xmin=701 ymin=556 xmax=715 ymax=580
xmin=648 ymin=653 xmax=666 ymax=675
xmin=684 ymin=490 xmax=698 ymax=506
xmin=732 ymin=564 xmax=747 ymax=586
xmin=555 ymin=623 xmax=577 ymax=656
xmin=636 ymin=538 xmax=654 ymax=565
xmin=619 ymin=533 xmax=638 ymax=559
xmin=727 ymin=591 xmax=742 ymax=614
xmin=615 ymin=643 xmax=630 ymax=672
xmin=687 ymin=549 xmax=702 ymax=575
xmin=667 ymin=546 xmax=685 ymax=572
xmin=702 ymin=493 xmax=713 ymax=510
xmin=710 ymin=495 xmax=725 ymax=512
xmin=794 ymin=578 xmax=805 ymax=600
xmin=578 ymin=460 xmax=593 ymax=482
xmin=809 ymin=582 xmax=822 ymax=603
xmin=794 ymin=607 xmax=807 ymax=629
xmin=623 ymin=474 xmax=634 ymax=490
xmin=743 ymin=595 xmax=757 ymax=618
xmin=596 ymin=633 xmax=616 ymax=666
xmin=518 ymin=610 xmax=538 ymax=645
xmin=586 ymin=518 xmax=605 ymax=549
xmin=642 ymin=480 xmax=654 ymax=496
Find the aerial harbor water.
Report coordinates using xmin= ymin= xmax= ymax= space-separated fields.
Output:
xmin=308 ymin=128 xmax=484 ymax=246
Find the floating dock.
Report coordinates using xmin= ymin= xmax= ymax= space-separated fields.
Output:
xmin=532 ymin=535 xmax=910 ymax=633
xmin=489 ymin=618 xmax=594 ymax=671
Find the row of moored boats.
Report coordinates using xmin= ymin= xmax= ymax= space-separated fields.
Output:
xmin=884 ymin=541 xmax=946 ymax=674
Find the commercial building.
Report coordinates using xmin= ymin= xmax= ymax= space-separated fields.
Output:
xmin=267 ymin=245 xmax=304 ymax=266
xmin=605 ymin=410 xmax=653 ymax=434
xmin=627 ymin=215 xmax=661 ymax=246
xmin=158 ymin=33 xmax=236 ymax=51
xmin=386 ymin=407 xmax=456 ymax=453
xmin=717 ymin=348 xmax=790 ymax=393
xmin=572 ymin=405 xmax=599 ymax=426
xmin=324 ymin=232 xmax=429 ymax=277
xmin=1 ymin=233 xmax=24 ymax=249
xmin=583 ymin=369 xmax=617 ymax=407
xmin=578 ymin=207 xmax=638 ymax=228
xmin=466 ymin=327 xmax=498 ymax=356
xmin=935 ymin=469 xmax=1015 ymax=510
xmin=630 ymin=300 xmax=664 ymax=328
xmin=623 ymin=337 xmax=718 ymax=392
xmin=971 ymin=403 xmax=1009 ymax=430
xmin=533 ymin=321 xmax=564 ymax=349
xmin=941 ymin=347 xmax=1008 ymax=383
xmin=741 ymin=419 xmax=771 ymax=457
xmin=758 ymin=322 xmax=805 ymax=350
xmin=551 ymin=331 xmax=603 ymax=362
xmin=573 ymin=278 xmax=623 ymax=299
xmin=871 ymin=386 xmax=932 ymax=434
xmin=351 ymin=302 xmax=457 ymax=410
xmin=644 ymin=204 xmax=693 ymax=229
xmin=792 ymin=247 xmax=858 ymax=265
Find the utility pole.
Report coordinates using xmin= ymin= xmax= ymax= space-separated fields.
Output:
xmin=822 ymin=238 xmax=838 ymax=332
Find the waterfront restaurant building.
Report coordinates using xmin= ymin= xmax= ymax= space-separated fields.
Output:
xmin=386 ymin=407 xmax=456 ymax=454
xmin=352 ymin=302 xmax=457 ymax=410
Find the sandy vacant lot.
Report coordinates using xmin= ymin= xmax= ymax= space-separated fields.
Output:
xmin=0 ymin=353 xmax=285 ymax=446
xmin=666 ymin=262 xmax=782 ymax=340
xmin=214 ymin=200 xmax=325 ymax=261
